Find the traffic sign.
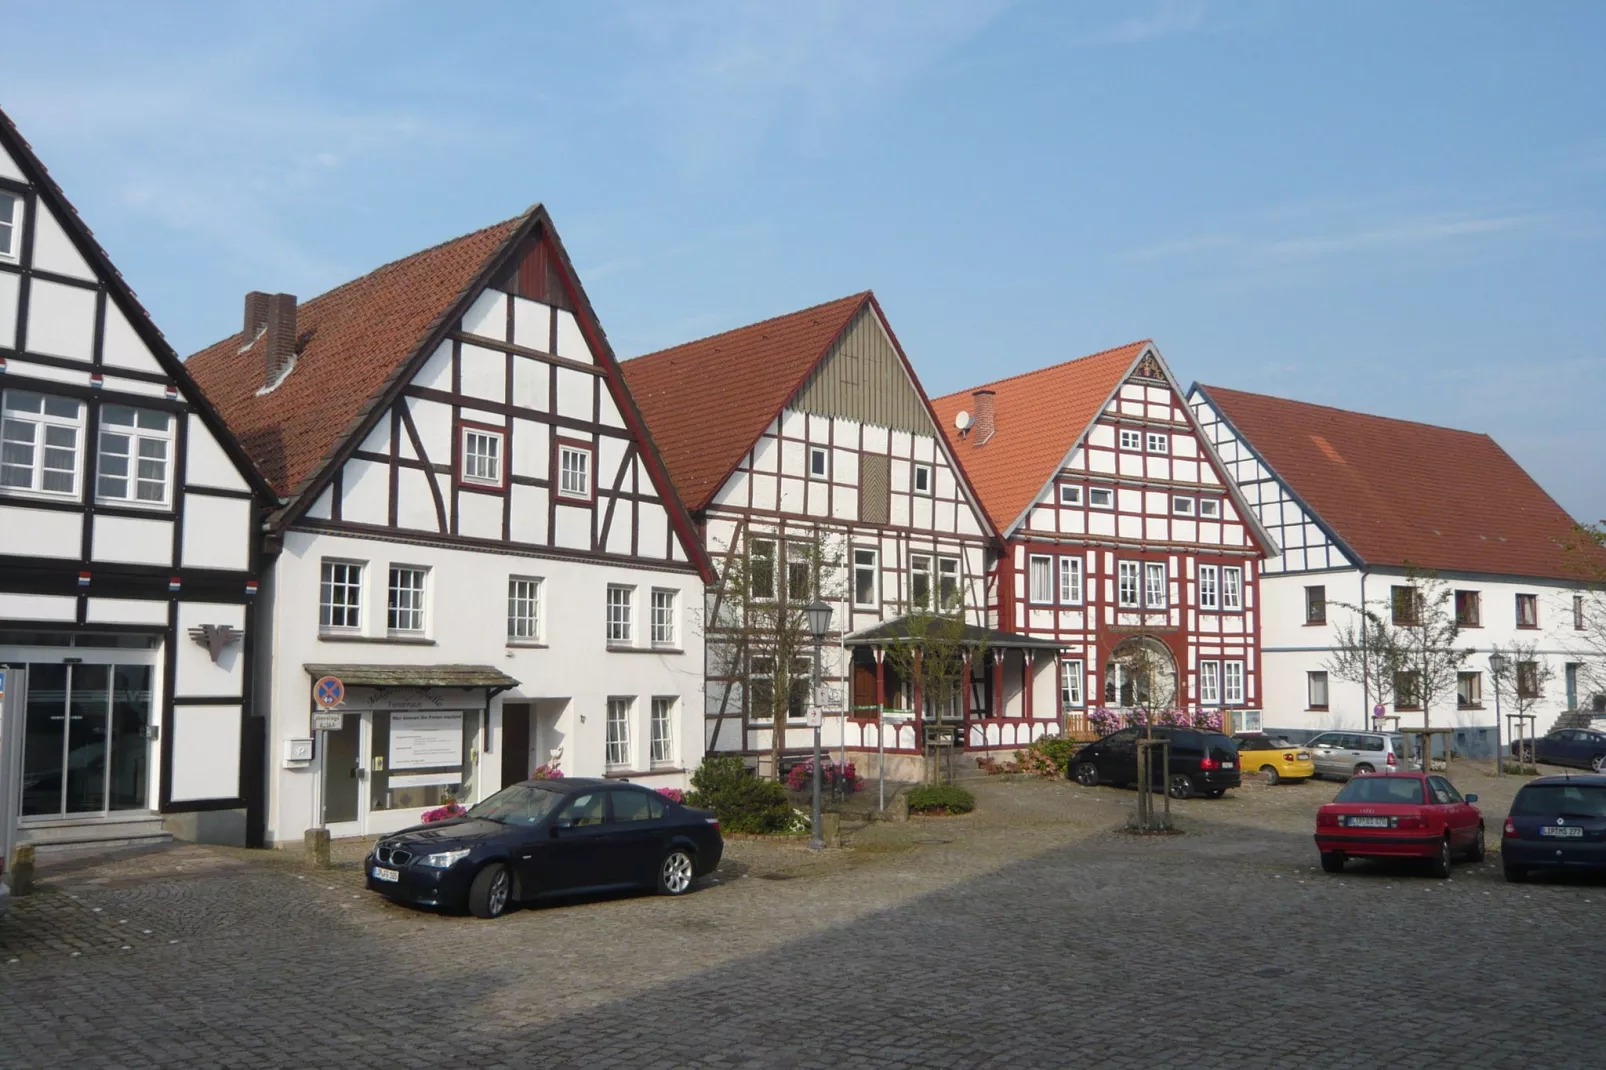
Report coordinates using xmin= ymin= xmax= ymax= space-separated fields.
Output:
xmin=312 ymin=711 xmax=343 ymax=732
xmin=314 ymin=676 xmax=345 ymax=710
xmin=806 ymin=706 xmax=823 ymax=728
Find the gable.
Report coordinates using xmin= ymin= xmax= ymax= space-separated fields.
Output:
xmin=791 ymin=306 xmax=936 ymax=436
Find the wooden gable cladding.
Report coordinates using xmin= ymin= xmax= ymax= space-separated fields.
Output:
xmin=493 ymin=235 xmax=571 ymax=312
xmin=790 ymin=306 xmax=934 ymax=436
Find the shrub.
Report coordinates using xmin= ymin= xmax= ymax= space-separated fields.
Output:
xmin=687 ymin=756 xmax=795 ymax=834
xmin=976 ymin=756 xmax=1018 ymax=775
xmin=1016 ymin=735 xmax=1079 ymax=778
xmin=784 ymin=759 xmax=861 ymax=794
xmin=906 ymin=783 xmax=976 ymax=815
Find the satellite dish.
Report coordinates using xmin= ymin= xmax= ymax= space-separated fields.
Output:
xmin=954 ymin=410 xmax=973 ymax=431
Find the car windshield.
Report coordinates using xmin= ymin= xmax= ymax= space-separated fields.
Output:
xmin=466 ymin=783 xmax=564 ymax=827
xmin=1511 ymin=784 xmax=1606 ymax=818
xmin=1334 ymin=777 xmax=1425 ymax=805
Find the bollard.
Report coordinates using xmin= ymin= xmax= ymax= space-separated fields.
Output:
xmin=821 ymin=812 xmax=842 ymax=848
xmin=303 ymin=827 xmax=331 ymax=869
xmin=8 ymin=842 xmax=36 ymax=896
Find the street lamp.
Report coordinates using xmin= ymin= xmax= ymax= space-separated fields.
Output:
xmin=1490 ymin=651 xmax=1509 ymax=777
xmin=805 ymin=600 xmax=833 ymax=850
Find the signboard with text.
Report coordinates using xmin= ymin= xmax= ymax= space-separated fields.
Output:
xmin=389 ymin=711 xmax=464 ymax=770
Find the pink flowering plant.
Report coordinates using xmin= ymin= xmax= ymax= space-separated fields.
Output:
xmin=784 ymin=759 xmax=861 ymax=794
xmin=421 ymin=801 xmax=467 ymax=823
xmin=529 ymin=763 xmax=563 ymax=780
xmin=657 ymin=787 xmax=685 ymax=804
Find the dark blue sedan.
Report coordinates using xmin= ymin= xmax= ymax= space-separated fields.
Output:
xmin=1501 ymin=774 xmax=1606 ymax=882
xmin=365 ymin=778 xmax=723 ymax=918
xmin=1515 ymin=728 xmax=1606 ymax=773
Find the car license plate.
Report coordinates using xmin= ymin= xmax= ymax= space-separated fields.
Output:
xmin=1347 ymin=816 xmax=1390 ymax=828
xmin=1221 ymin=762 xmax=1234 ymax=769
xmin=1540 ymin=826 xmax=1583 ymax=838
xmin=371 ymin=866 xmax=400 ymax=882
xmin=1297 ymin=752 xmax=1310 ymax=760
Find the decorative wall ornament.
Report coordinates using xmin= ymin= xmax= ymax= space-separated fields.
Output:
xmin=1133 ymin=353 xmax=1164 ymax=380
xmin=189 ymin=623 xmax=243 ymax=663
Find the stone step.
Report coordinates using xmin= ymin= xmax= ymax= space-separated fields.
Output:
xmin=18 ymin=812 xmax=173 ymax=855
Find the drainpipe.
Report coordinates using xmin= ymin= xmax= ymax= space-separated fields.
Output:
xmin=1359 ymin=569 xmax=1370 ymax=731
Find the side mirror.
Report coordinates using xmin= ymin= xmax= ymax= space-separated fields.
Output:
xmin=550 ymin=817 xmax=573 ymax=836
xmin=1465 ymin=794 xmax=1479 ymax=804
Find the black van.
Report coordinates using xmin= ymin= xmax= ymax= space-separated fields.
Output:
xmin=1069 ymin=726 xmax=1241 ymax=799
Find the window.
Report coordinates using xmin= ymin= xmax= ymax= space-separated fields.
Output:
xmin=1394 ymin=670 xmax=1422 ymax=710
xmin=557 ymin=442 xmax=592 ymax=500
xmin=1305 ymin=585 xmax=1326 ymax=625
xmin=1457 ymin=671 xmax=1483 ymax=709
xmin=507 ymin=577 xmax=542 ymax=641
xmin=1146 ymin=432 xmax=1168 ymax=453
xmin=1088 ymin=487 xmax=1113 ymax=509
xmin=1172 ymin=496 xmax=1194 ymax=516
xmin=749 ymin=539 xmax=776 ymax=600
xmin=651 ymin=589 xmax=677 ymax=646
xmin=1517 ymin=661 xmax=1541 ymax=699
xmin=809 ymin=446 xmax=827 ymax=479
xmin=1221 ymin=567 xmax=1243 ymax=611
xmin=650 ymin=698 xmax=675 ymax=766
xmin=1117 ymin=561 xmax=1140 ymax=608
xmin=938 ymin=557 xmax=960 ymax=608
xmin=751 ymin=655 xmax=809 ymax=721
xmin=605 ymin=698 xmax=632 ymax=768
xmin=1577 ymin=595 xmax=1587 ymax=631
xmin=460 ymin=424 xmax=504 ymax=488
xmin=319 ymin=561 xmax=363 ymax=631
xmin=1119 ymin=429 xmax=1142 ymax=450
xmin=1060 ymin=660 xmax=1084 ymax=710
xmin=0 ymin=192 xmax=19 ymax=261
xmin=606 ymin=584 xmax=633 ymax=644
xmin=1454 ymin=590 xmax=1481 ymax=627
xmin=1198 ymin=661 xmax=1220 ymax=704
xmin=1308 ymin=671 xmax=1329 ymax=710
xmin=1144 ymin=562 xmax=1166 ymax=608
xmin=1059 ymin=484 xmax=1082 ymax=506
xmin=912 ymin=463 xmax=932 ymax=495
xmin=1198 ymin=498 xmax=1220 ymax=519
xmin=1198 ymin=565 xmax=1218 ymax=609
xmin=1029 ymin=555 xmax=1053 ymax=604
xmin=1 ymin=390 xmax=84 ymax=496
xmin=611 ymin=788 xmax=664 ymax=822
xmin=386 ymin=566 xmax=427 ymax=633
xmin=1224 ymin=661 xmax=1245 ymax=704
xmin=853 ymin=548 xmax=878 ymax=606
xmin=96 ymin=405 xmax=173 ymax=504
xmin=1391 ymin=585 xmax=1420 ymax=626
xmin=1058 ymin=555 xmax=1082 ymax=604
xmin=1516 ymin=593 xmax=1538 ymax=628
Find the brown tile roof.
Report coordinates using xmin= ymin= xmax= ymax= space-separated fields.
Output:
xmin=931 ymin=342 xmax=1150 ymax=533
xmin=620 ymin=293 xmax=870 ymax=512
xmin=185 ymin=214 xmax=525 ymax=499
xmin=1197 ymin=384 xmax=1605 ymax=581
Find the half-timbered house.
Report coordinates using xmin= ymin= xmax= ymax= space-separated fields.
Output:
xmin=623 ymin=294 xmax=1053 ymax=775
xmin=932 ymin=343 xmax=1277 ymax=735
xmin=186 ymin=206 xmax=711 ymax=843
xmin=1189 ymin=384 xmax=1606 ymax=738
xmin=0 ymin=107 xmax=271 ymax=850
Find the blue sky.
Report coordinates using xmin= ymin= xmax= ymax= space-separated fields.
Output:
xmin=3 ymin=0 xmax=1602 ymax=520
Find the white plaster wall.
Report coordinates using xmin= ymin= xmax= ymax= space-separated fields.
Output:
xmin=170 ymin=704 xmax=242 ymax=802
xmin=0 ymin=503 xmax=80 ymax=558
xmin=24 ymin=279 xmax=96 ymax=360
xmin=92 ymin=514 xmax=173 ymax=566
xmin=181 ymin=494 xmax=253 ymax=571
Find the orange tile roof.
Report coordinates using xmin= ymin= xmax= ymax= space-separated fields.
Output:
xmin=621 ymin=293 xmax=870 ymax=512
xmin=185 ymin=214 xmax=525 ymax=499
xmin=1197 ymin=384 xmax=1606 ymax=581
xmin=931 ymin=342 xmax=1150 ymax=533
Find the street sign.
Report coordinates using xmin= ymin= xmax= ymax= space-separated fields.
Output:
xmin=806 ymin=706 xmax=823 ymax=728
xmin=882 ymin=710 xmax=915 ymax=724
xmin=312 ymin=711 xmax=344 ymax=732
xmin=314 ymin=676 xmax=345 ymax=710
xmin=1372 ymin=703 xmax=1386 ymax=722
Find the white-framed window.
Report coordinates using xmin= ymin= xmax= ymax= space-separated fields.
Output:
xmin=1 ymin=390 xmax=84 ymax=497
xmin=748 ymin=538 xmax=776 ymax=600
xmin=1310 ymin=671 xmax=1331 ymax=710
xmin=1198 ymin=660 xmax=1220 ymax=704
xmin=912 ymin=462 xmax=932 ymax=495
xmin=1224 ymin=661 xmax=1245 ymax=704
xmin=1222 ymin=567 xmax=1243 ymax=610
xmin=785 ymin=543 xmax=812 ymax=601
xmin=911 ymin=554 xmax=933 ymax=608
xmin=1117 ymin=561 xmax=1140 ymax=608
xmin=809 ymin=446 xmax=828 ymax=479
xmin=1058 ymin=555 xmax=1083 ymax=604
xmin=1143 ymin=562 xmax=1167 ymax=608
xmin=1088 ymin=486 xmax=1113 ymax=509
xmin=557 ymin=442 xmax=592 ymax=500
xmin=387 ymin=566 xmax=428 ymax=633
xmin=853 ymin=548 xmax=878 ymax=607
xmin=1198 ymin=565 xmax=1219 ymax=609
xmin=0 ymin=192 xmax=20 ymax=261
xmin=1119 ymin=428 xmax=1142 ymax=451
xmin=1147 ymin=432 xmax=1168 ymax=453
xmin=460 ymin=424 xmax=504 ymax=488
xmin=96 ymin=404 xmax=173 ymax=505
xmin=651 ymin=588 xmax=677 ymax=646
xmin=507 ymin=577 xmax=542 ymax=641
xmin=1171 ymin=496 xmax=1194 ymax=516
xmin=1061 ymin=659 xmax=1085 ymax=710
xmin=1059 ymin=484 xmax=1082 ymax=506
xmin=650 ymin=697 xmax=675 ymax=766
xmin=606 ymin=584 xmax=634 ymax=644
xmin=605 ymin=698 xmax=632 ymax=769
xmin=938 ymin=557 xmax=960 ymax=608
xmin=1029 ymin=554 xmax=1054 ymax=604
xmin=319 ymin=560 xmax=363 ymax=631
xmin=1198 ymin=498 xmax=1221 ymax=519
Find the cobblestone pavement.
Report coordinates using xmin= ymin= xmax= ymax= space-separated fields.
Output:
xmin=2 ymin=774 xmax=1601 ymax=1069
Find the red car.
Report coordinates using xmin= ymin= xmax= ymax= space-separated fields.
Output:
xmin=1314 ymin=772 xmax=1484 ymax=878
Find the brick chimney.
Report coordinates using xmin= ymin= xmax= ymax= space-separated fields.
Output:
xmin=262 ymin=292 xmax=297 ymax=389
xmin=243 ymin=291 xmax=270 ymax=341
xmin=971 ymin=389 xmax=996 ymax=445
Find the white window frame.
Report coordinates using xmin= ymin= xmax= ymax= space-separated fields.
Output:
xmin=1222 ymin=567 xmax=1243 ymax=611
xmin=1224 ymin=660 xmax=1245 ymax=704
xmin=1198 ymin=660 xmax=1221 ymax=704
xmin=459 ymin=424 xmax=504 ymax=488
xmin=95 ymin=404 xmax=175 ymax=507
xmin=0 ymin=192 xmax=20 ymax=262
xmin=937 ymin=556 xmax=961 ymax=609
xmin=557 ymin=443 xmax=593 ymax=501
xmin=1198 ymin=498 xmax=1221 ymax=519
xmin=748 ymin=538 xmax=776 ymax=600
xmin=651 ymin=588 xmax=678 ymax=646
xmin=1119 ymin=428 xmax=1142 ymax=451
xmin=1060 ymin=659 xmax=1085 ymax=710
xmin=606 ymin=584 xmax=634 ymax=645
xmin=1146 ymin=432 xmax=1168 ymax=454
xmin=1198 ymin=565 xmax=1219 ymax=609
xmin=912 ymin=462 xmax=933 ymax=496
xmin=1058 ymin=555 xmax=1083 ymax=605
xmin=319 ymin=559 xmax=364 ymax=632
xmin=1171 ymin=496 xmax=1194 ymax=516
xmin=1028 ymin=554 xmax=1054 ymax=604
xmin=808 ymin=446 xmax=828 ymax=480
xmin=852 ymin=548 xmax=878 ymax=608
xmin=1088 ymin=486 xmax=1114 ymax=510
xmin=1309 ymin=670 xmax=1330 ymax=710
xmin=386 ymin=565 xmax=428 ymax=634
xmin=507 ymin=576 xmax=543 ymax=642
xmin=911 ymin=554 xmax=934 ymax=608
xmin=1058 ymin=484 xmax=1082 ymax=506
xmin=1 ymin=390 xmax=85 ymax=499
xmin=605 ymin=697 xmax=632 ymax=769
xmin=1117 ymin=561 xmax=1140 ymax=608
xmin=1143 ymin=561 xmax=1167 ymax=609
xmin=650 ymin=697 xmax=676 ymax=767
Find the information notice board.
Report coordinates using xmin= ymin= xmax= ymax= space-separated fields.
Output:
xmin=389 ymin=711 xmax=463 ymax=770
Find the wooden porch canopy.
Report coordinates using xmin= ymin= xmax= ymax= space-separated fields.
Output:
xmin=302 ymin=664 xmax=521 ymax=690
xmin=841 ymin=618 xmax=1063 ymax=652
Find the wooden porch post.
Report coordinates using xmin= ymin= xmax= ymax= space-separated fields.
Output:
xmin=961 ymin=650 xmax=972 ymax=726
xmin=875 ymin=647 xmax=886 ymax=708
xmin=1022 ymin=651 xmax=1034 ymax=721
xmin=992 ymin=648 xmax=1005 ymax=718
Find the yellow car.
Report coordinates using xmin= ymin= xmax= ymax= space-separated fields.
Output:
xmin=1233 ymin=734 xmax=1315 ymax=785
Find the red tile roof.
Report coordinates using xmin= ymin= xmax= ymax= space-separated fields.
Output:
xmin=931 ymin=342 xmax=1150 ymax=532
xmin=1197 ymin=385 xmax=1605 ymax=581
xmin=185 ymin=214 xmax=525 ymax=499
xmin=621 ymin=293 xmax=870 ymax=512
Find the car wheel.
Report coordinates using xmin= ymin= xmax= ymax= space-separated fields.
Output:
xmin=1320 ymin=852 xmax=1345 ymax=874
xmin=1503 ymin=864 xmax=1527 ymax=883
xmin=657 ymin=849 xmax=695 ymax=896
xmin=1428 ymin=836 xmax=1452 ymax=879
xmin=1075 ymin=762 xmax=1100 ymax=787
xmin=1261 ymin=765 xmax=1280 ymax=786
xmin=1466 ymin=824 xmax=1486 ymax=863
xmin=467 ymin=862 xmax=511 ymax=919
xmin=1592 ymin=754 xmax=1606 ymax=774
xmin=1353 ymin=763 xmax=1375 ymax=776
xmin=1167 ymin=774 xmax=1193 ymax=800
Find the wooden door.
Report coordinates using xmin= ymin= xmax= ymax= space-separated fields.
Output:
xmin=501 ymin=703 xmax=531 ymax=787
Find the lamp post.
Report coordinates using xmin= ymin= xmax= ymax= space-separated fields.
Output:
xmin=805 ymin=599 xmax=834 ymax=850
xmin=1490 ymin=651 xmax=1509 ymax=777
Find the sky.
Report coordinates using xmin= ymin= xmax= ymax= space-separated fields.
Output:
xmin=2 ymin=0 xmax=1603 ymax=521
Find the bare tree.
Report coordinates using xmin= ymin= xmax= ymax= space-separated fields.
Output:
xmin=1561 ymin=522 xmax=1606 ymax=707
xmin=1325 ymin=601 xmax=1406 ymax=714
xmin=1106 ymin=635 xmax=1178 ymax=723
xmin=1328 ymin=568 xmax=1472 ymax=728
xmin=1491 ymin=638 xmax=1556 ymax=726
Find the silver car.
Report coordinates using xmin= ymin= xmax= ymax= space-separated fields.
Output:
xmin=1305 ymin=731 xmax=1411 ymax=779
